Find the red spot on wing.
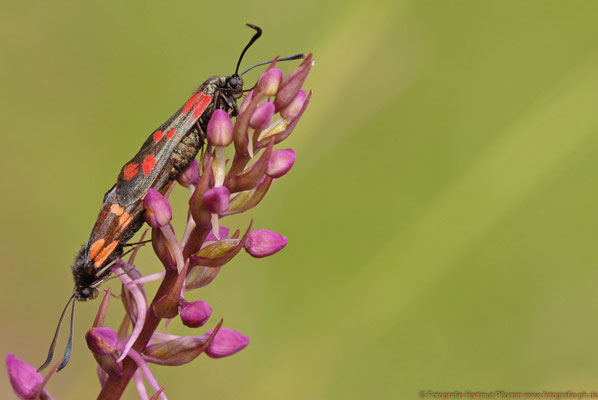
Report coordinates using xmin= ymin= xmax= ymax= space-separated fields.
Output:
xmin=165 ymin=128 xmax=175 ymax=138
xmin=123 ymin=163 xmax=139 ymax=180
xmin=182 ymin=93 xmax=202 ymax=115
xmin=192 ymin=95 xmax=213 ymax=118
xmin=142 ymin=154 xmax=156 ymax=175
xmin=153 ymin=130 xmax=164 ymax=142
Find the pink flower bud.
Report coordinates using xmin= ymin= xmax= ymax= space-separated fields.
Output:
xmin=249 ymin=101 xmax=275 ymax=130
xmin=85 ymin=327 xmax=119 ymax=355
xmin=180 ymin=300 xmax=212 ymax=328
xmin=207 ymin=109 xmax=233 ymax=147
xmin=177 ymin=159 xmax=199 ymax=187
xmin=244 ymin=229 xmax=288 ymax=258
xmin=280 ymin=90 xmax=307 ymax=120
xmin=266 ymin=149 xmax=296 ymax=178
xmin=256 ymin=68 xmax=283 ymax=96
xmin=202 ymin=186 xmax=230 ymax=214
xmin=205 ymin=328 xmax=249 ymax=358
xmin=239 ymin=90 xmax=254 ymax=115
xmin=143 ymin=188 xmax=172 ymax=228
xmin=6 ymin=354 xmax=44 ymax=399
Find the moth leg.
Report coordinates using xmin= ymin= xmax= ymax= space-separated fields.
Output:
xmin=122 ymin=239 xmax=152 ymax=247
xmin=98 ymin=287 xmax=121 ymax=299
xmin=222 ymin=93 xmax=239 ymax=116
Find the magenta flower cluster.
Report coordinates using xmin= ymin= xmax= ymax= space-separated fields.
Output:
xmin=6 ymin=54 xmax=313 ymax=400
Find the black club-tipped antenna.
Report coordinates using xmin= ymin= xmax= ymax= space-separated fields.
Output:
xmin=56 ymin=299 xmax=76 ymax=371
xmin=240 ymin=53 xmax=305 ymax=76
xmin=38 ymin=294 xmax=76 ymax=372
xmin=234 ymin=24 xmax=306 ymax=77
xmin=235 ymin=23 xmax=263 ymax=76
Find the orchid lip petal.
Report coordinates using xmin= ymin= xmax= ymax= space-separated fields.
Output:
xmin=160 ymin=224 xmax=185 ymax=273
xmin=114 ymin=264 xmax=147 ymax=363
xmin=128 ymin=271 xmax=166 ymax=286
xmin=119 ymin=263 xmax=147 ymax=325
xmin=122 ymin=347 xmax=167 ymax=400
xmin=133 ymin=370 xmax=150 ymax=400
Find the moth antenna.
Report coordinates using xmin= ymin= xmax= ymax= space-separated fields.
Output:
xmin=240 ymin=53 xmax=306 ymax=76
xmin=56 ymin=299 xmax=76 ymax=371
xmin=38 ymin=294 xmax=75 ymax=372
xmin=235 ymin=23 xmax=263 ymax=76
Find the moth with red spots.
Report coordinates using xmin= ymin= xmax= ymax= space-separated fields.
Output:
xmin=38 ymin=23 xmax=304 ymax=372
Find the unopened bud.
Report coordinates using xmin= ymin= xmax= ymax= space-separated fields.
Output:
xmin=180 ymin=300 xmax=212 ymax=328
xmin=204 ymin=328 xmax=249 ymax=358
xmin=244 ymin=229 xmax=288 ymax=258
xmin=143 ymin=189 xmax=172 ymax=228
xmin=207 ymin=109 xmax=233 ymax=147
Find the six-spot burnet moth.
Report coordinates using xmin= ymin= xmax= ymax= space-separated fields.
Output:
xmin=37 ymin=23 xmax=305 ymax=372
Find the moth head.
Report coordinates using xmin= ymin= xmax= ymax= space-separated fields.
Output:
xmin=227 ymin=75 xmax=244 ymax=99
xmin=76 ymin=286 xmax=99 ymax=301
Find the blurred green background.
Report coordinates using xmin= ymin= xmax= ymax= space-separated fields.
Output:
xmin=3 ymin=0 xmax=598 ymax=399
